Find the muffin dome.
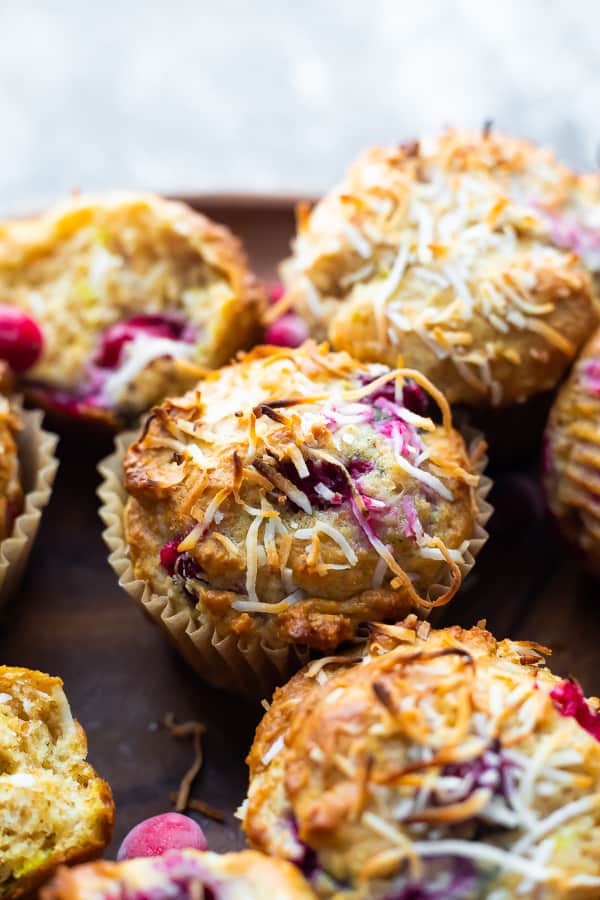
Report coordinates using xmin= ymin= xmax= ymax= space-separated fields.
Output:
xmin=42 ymin=849 xmax=316 ymax=900
xmin=279 ymin=129 xmax=598 ymax=406
xmin=0 ymin=192 xmax=264 ymax=425
xmin=0 ymin=666 xmax=113 ymax=898
xmin=244 ymin=619 xmax=600 ymax=899
xmin=544 ymin=325 xmax=600 ymax=573
xmin=123 ymin=344 xmax=487 ymax=654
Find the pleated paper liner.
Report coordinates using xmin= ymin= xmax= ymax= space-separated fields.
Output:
xmin=98 ymin=429 xmax=492 ymax=700
xmin=0 ymin=401 xmax=59 ymax=604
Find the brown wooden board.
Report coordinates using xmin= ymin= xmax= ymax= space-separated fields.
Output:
xmin=0 ymin=195 xmax=597 ymax=862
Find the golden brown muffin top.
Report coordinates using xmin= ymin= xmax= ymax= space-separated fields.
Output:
xmin=544 ymin=326 xmax=600 ymax=571
xmin=42 ymin=849 xmax=316 ymax=900
xmin=244 ymin=618 xmax=600 ymax=898
xmin=0 ymin=666 xmax=113 ymax=899
xmin=280 ymin=129 xmax=599 ymax=406
xmin=0 ymin=192 xmax=264 ymax=421
xmin=124 ymin=344 xmax=485 ymax=650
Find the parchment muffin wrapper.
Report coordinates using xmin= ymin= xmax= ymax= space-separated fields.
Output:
xmin=98 ymin=428 xmax=492 ymax=699
xmin=0 ymin=401 xmax=59 ymax=604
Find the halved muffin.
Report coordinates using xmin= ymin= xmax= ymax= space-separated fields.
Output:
xmin=0 ymin=666 xmax=114 ymax=898
xmin=278 ymin=129 xmax=598 ymax=407
xmin=243 ymin=618 xmax=600 ymax=899
xmin=0 ymin=192 xmax=265 ymax=426
xmin=42 ymin=849 xmax=316 ymax=900
xmin=544 ymin=325 xmax=600 ymax=573
xmin=115 ymin=343 xmax=489 ymax=692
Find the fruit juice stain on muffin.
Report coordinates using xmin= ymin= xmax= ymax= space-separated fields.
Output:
xmin=123 ymin=343 xmax=489 ymax=656
xmin=278 ymin=129 xmax=599 ymax=408
xmin=0 ymin=192 xmax=265 ymax=426
xmin=243 ymin=618 xmax=600 ymax=899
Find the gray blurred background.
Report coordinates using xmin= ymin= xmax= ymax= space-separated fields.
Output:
xmin=1 ymin=0 xmax=598 ymax=213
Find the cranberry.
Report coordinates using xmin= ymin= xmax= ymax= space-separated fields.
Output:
xmin=117 ymin=812 xmax=207 ymax=862
xmin=95 ymin=314 xmax=189 ymax=369
xmin=0 ymin=306 xmax=43 ymax=372
xmin=267 ymin=282 xmax=285 ymax=304
xmin=550 ymin=679 xmax=600 ymax=742
xmin=402 ymin=381 xmax=428 ymax=416
xmin=160 ymin=539 xmax=181 ymax=575
xmin=264 ymin=313 xmax=308 ymax=348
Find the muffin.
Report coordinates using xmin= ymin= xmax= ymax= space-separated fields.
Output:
xmin=243 ymin=617 xmax=600 ymax=899
xmin=0 ymin=192 xmax=265 ymax=426
xmin=0 ymin=666 xmax=114 ymax=898
xmin=278 ymin=128 xmax=599 ymax=408
xmin=42 ymin=849 xmax=316 ymax=900
xmin=542 ymin=171 xmax=600 ymax=285
xmin=544 ymin=325 xmax=600 ymax=573
xmin=102 ymin=343 xmax=490 ymax=694
xmin=0 ymin=365 xmax=23 ymax=543
xmin=0 ymin=363 xmax=58 ymax=603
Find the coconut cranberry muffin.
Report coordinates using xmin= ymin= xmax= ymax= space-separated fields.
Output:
xmin=541 ymin=171 xmax=600 ymax=284
xmin=243 ymin=618 xmax=600 ymax=899
xmin=0 ymin=666 xmax=114 ymax=899
xmin=544 ymin=325 xmax=600 ymax=574
xmin=0 ymin=192 xmax=264 ymax=426
xmin=42 ymin=849 xmax=316 ymax=900
xmin=0 ymin=364 xmax=23 ymax=543
xmin=277 ymin=129 xmax=598 ymax=407
xmin=121 ymin=343 xmax=488 ymax=669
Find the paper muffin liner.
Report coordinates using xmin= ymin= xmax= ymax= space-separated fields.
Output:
xmin=98 ymin=428 xmax=492 ymax=699
xmin=0 ymin=401 xmax=59 ymax=604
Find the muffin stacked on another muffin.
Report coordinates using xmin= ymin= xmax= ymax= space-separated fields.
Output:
xmin=0 ymin=192 xmax=265 ymax=425
xmin=117 ymin=343 xmax=489 ymax=692
xmin=0 ymin=666 xmax=113 ymax=899
xmin=42 ymin=849 xmax=317 ymax=900
xmin=278 ymin=129 xmax=598 ymax=408
xmin=243 ymin=618 xmax=600 ymax=899
xmin=544 ymin=326 xmax=600 ymax=573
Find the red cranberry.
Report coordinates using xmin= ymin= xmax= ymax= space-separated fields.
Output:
xmin=0 ymin=306 xmax=43 ymax=372
xmin=265 ymin=313 xmax=308 ymax=348
xmin=160 ymin=538 xmax=181 ymax=575
xmin=95 ymin=315 xmax=188 ymax=369
xmin=551 ymin=679 xmax=600 ymax=742
xmin=117 ymin=812 xmax=208 ymax=862
xmin=267 ymin=282 xmax=285 ymax=304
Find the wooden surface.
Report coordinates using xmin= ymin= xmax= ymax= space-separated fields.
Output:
xmin=0 ymin=196 xmax=597 ymax=861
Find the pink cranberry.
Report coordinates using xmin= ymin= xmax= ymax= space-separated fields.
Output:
xmin=117 ymin=812 xmax=207 ymax=862
xmin=0 ymin=306 xmax=43 ymax=372
xmin=265 ymin=313 xmax=308 ymax=348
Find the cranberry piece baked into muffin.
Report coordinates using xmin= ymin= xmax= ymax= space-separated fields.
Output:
xmin=123 ymin=344 xmax=488 ymax=660
xmin=277 ymin=129 xmax=599 ymax=407
xmin=42 ymin=850 xmax=316 ymax=900
xmin=544 ymin=326 xmax=600 ymax=574
xmin=0 ymin=667 xmax=113 ymax=899
xmin=243 ymin=618 xmax=600 ymax=899
xmin=0 ymin=192 xmax=264 ymax=426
